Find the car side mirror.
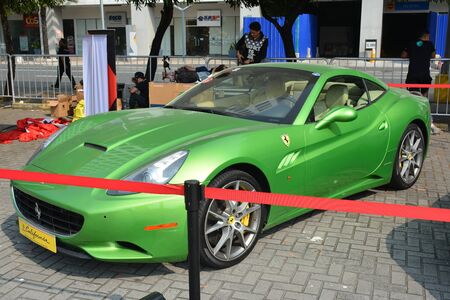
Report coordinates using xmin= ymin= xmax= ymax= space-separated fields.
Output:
xmin=315 ymin=106 xmax=357 ymax=130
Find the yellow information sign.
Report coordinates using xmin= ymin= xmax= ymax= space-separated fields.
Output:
xmin=19 ymin=218 xmax=57 ymax=253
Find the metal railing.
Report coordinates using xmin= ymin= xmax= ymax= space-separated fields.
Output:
xmin=0 ymin=55 xmax=12 ymax=98
xmin=8 ymin=55 xmax=83 ymax=101
xmin=329 ymin=57 xmax=450 ymax=116
xmin=329 ymin=57 xmax=448 ymax=84
xmin=0 ymin=54 xmax=449 ymax=117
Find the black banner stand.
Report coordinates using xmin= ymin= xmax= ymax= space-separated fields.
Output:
xmin=184 ymin=180 xmax=203 ymax=300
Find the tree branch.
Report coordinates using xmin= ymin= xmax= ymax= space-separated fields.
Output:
xmin=260 ymin=5 xmax=282 ymax=32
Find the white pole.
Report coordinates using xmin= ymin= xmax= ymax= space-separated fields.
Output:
xmin=100 ymin=0 xmax=105 ymax=29
xmin=181 ymin=10 xmax=186 ymax=56
xmin=38 ymin=7 xmax=44 ymax=54
xmin=174 ymin=5 xmax=191 ymax=57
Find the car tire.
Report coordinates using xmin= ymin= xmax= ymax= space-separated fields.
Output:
xmin=390 ymin=123 xmax=425 ymax=190
xmin=199 ymin=170 xmax=267 ymax=269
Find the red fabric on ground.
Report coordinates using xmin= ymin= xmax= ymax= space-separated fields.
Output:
xmin=0 ymin=118 xmax=70 ymax=144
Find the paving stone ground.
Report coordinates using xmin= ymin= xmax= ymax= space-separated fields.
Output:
xmin=0 ymin=108 xmax=449 ymax=300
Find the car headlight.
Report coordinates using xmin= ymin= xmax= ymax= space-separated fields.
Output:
xmin=26 ymin=126 xmax=68 ymax=165
xmin=107 ymin=150 xmax=188 ymax=196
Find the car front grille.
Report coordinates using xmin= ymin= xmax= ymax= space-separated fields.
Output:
xmin=13 ymin=187 xmax=84 ymax=236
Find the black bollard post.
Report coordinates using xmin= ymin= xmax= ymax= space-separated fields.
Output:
xmin=184 ymin=180 xmax=203 ymax=300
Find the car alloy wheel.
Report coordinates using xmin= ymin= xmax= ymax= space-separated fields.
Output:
xmin=200 ymin=170 xmax=266 ymax=268
xmin=391 ymin=123 xmax=425 ymax=189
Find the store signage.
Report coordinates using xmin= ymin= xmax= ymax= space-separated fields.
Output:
xmin=395 ymin=1 xmax=429 ymax=11
xmin=23 ymin=14 xmax=39 ymax=28
xmin=106 ymin=13 xmax=126 ymax=27
xmin=365 ymin=39 xmax=377 ymax=50
xmin=197 ymin=10 xmax=221 ymax=27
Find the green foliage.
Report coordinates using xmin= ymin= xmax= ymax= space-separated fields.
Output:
xmin=1 ymin=0 xmax=66 ymax=15
xmin=224 ymin=0 xmax=315 ymax=15
xmin=125 ymin=0 xmax=195 ymax=10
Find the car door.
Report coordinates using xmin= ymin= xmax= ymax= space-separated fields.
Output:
xmin=302 ymin=76 xmax=389 ymax=198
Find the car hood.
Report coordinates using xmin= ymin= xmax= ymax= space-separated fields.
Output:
xmin=30 ymin=108 xmax=273 ymax=178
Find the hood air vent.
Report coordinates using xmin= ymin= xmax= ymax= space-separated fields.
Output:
xmin=84 ymin=142 xmax=108 ymax=152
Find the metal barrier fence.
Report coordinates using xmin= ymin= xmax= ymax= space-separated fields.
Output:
xmin=329 ymin=57 xmax=449 ymax=84
xmin=329 ymin=57 xmax=450 ymax=116
xmin=0 ymin=54 xmax=449 ymax=117
xmin=8 ymin=55 xmax=83 ymax=101
xmin=0 ymin=55 xmax=12 ymax=98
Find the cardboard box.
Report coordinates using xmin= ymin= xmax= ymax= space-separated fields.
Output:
xmin=57 ymin=94 xmax=69 ymax=103
xmin=149 ymin=82 xmax=195 ymax=106
xmin=48 ymin=100 xmax=69 ymax=118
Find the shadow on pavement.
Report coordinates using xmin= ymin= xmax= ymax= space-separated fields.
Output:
xmin=386 ymin=193 xmax=450 ymax=299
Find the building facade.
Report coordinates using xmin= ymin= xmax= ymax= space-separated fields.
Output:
xmin=0 ymin=0 xmax=448 ymax=58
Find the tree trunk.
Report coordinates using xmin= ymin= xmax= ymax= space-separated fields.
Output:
xmin=40 ymin=6 xmax=49 ymax=55
xmin=260 ymin=5 xmax=298 ymax=61
xmin=145 ymin=0 xmax=174 ymax=81
xmin=0 ymin=4 xmax=16 ymax=98
xmin=280 ymin=25 xmax=296 ymax=59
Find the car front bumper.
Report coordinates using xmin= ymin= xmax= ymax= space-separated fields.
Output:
xmin=10 ymin=179 xmax=188 ymax=263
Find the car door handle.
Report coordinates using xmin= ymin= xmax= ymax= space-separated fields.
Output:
xmin=378 ymin=120 xmax=388 ymax=131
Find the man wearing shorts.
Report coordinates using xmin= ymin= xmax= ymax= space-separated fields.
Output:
xmin=401 ymin=30 xmax=440 ymax=134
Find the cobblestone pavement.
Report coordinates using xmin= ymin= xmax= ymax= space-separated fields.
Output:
xmin=0 ymin=108 xmax=449 ymax=300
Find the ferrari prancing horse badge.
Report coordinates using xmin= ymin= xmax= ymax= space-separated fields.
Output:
xmin=281 ymin=134 xmax=290 ymax=147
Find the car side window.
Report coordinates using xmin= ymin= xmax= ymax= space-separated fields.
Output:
xmin=364 ymin=79 xmax=386 ymax=102
xmin=311 ymin=76 xmax=368 ymax=122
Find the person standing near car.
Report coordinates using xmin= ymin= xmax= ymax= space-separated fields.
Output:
xmin=236 ymin=21 xmax=268 ymax=65
xmin=401 ymin=30 xmax=440 ymax=134
xmin=129 ymin=72 xmax=149 ymax=109
xmin=53 ymin=38 xmax=77 ymax=90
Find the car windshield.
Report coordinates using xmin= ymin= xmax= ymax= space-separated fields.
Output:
xmin=166 ymin=66 xmax=317 ymax=124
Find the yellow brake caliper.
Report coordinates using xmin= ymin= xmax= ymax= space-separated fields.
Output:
xmin=241 ymin=204 xmax=250 ymax=226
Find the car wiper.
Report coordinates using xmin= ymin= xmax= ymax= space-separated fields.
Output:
xmin=177 ymin=107 xmax=216 ymax=114
xmin=176 ymin=107 xmax=238 ymax=117
xmin=163 ymin=105 xmax=177 ymax=109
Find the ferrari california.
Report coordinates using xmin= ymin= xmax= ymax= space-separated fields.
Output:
xmin=11 ymin=63 xmax=430 ymax=268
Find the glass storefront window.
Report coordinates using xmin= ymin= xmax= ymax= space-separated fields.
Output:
xmin=165 ymin=16 xmax=239 ymax=56
xmin=221 ymin=16 xmax=237 ymax=56
xmin=74 ymin=19 xmax=101 ymax=54
xmin=8 ymin=20 xmax=41 ymax=54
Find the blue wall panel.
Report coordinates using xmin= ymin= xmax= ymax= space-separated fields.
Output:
xmin=243 ymin=15 xmax=318 ymax=58
xmin=428 ymin=12 xmax=448 ymax=57
xmin=297 ymin=14 xmax=318 ymax=57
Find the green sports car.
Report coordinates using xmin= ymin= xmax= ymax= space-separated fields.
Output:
xmin=11 ymin=63 xmax=430 ymax=268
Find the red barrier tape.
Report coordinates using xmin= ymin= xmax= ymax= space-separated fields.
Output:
xmin=0 ymin=169 xmax=184 ymax=196
xmin=388 ymin=83 xmax=450 ymax=88
xmin=1 ymin=168 xmax=450 ymax=222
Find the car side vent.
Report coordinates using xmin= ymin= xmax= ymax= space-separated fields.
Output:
xmin=116 ymin=241 xmax=148 ymax=254
xmin=84 ymin=142 xmax=108 ymax=152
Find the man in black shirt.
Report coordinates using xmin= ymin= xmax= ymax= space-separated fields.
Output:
xmin=401 ymin=30 xmax=440 ymax=134
xmin=129 ymin=72 xmax=149 ymax=109
xmin=236 ymin=21 xmax=268 ymax=65
xmin=54 ymin=38 xmax=77 ymax=89
xmin=401 ymin=30 xmax=436 ymax=96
